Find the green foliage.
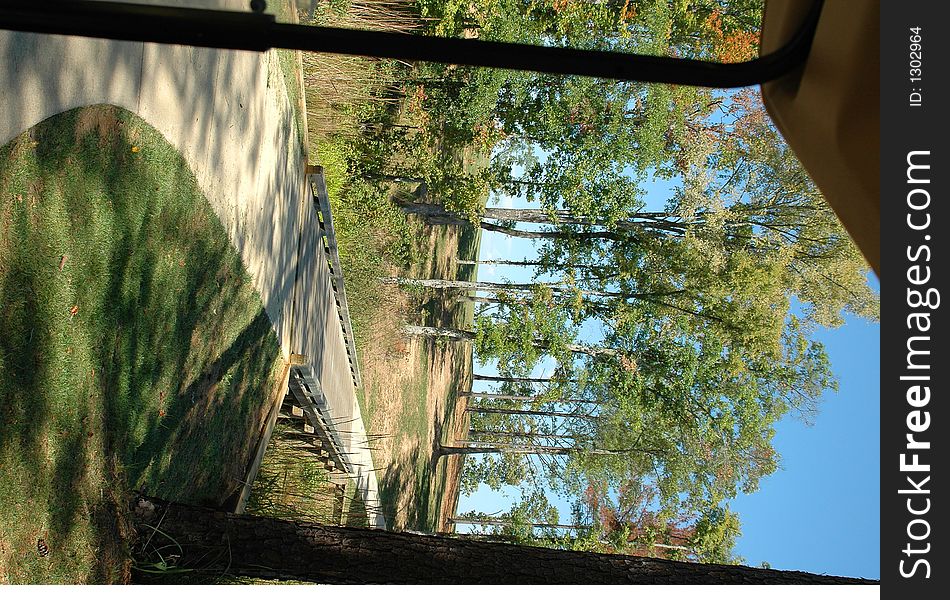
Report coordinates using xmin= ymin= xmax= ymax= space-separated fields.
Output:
xmin=455 ymin=488 xmax=568 ymax=547
xmin=460 ymin=452 xmax=530 ymax=495
xmin=474 ymin=287 xmax=579 ymax=375
xmin=301 ymin=0 xmax=875 ymax=565
xmin=691 ymin=506 xmax=742 ymax=564
xmin=316 ymin=137 xmax=422 ymax=350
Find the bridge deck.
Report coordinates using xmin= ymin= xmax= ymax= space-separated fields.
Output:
xmin=291 ymin=179 xmax=385 ymax=527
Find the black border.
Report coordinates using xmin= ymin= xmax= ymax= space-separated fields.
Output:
xmin=881 ymin=1 xmax=946 ymax=594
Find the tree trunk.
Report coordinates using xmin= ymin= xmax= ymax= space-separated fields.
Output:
xmin=392 ymin=196 xmax=470 ymax=226
xmin=457 ymin=294 xmax=507 ymax=305
xmin=449 ymin=517 xmax=589 ymax=530
xmin=466 ymin=406 xmax=599 ymax=420
xmin=653 ymin=543 xmax=696 ymax=553
xmin=391 ymin=199 xmax=685 ymax=233
xmin=481 ymin=207 xmax=628 ymax=227
xmin=480 ymin=208 xmax=690 ymax=234
xmin=478 ymin=220 xmax=629 ymax=242
xmin=457 ymin=258 xmax=601 ymax=270
xmin=436 ymin=443 xmax=597 ymax=456
xmin=402 ymin=324 xmax=475 ymax=341
xmin=401 ymin=324 xmax=619 ymax=358
xmin=474 ymin=374 xmax=572 ymax=384
xmin=132 ymin=497 xmax=873 ymax=584
xmin=463 ymin=392 xmax=609 ymax=405
xmin=360 ymin=123 xmax=421 ymax=133
xmin=382 ymin=276 xmax=535 ymax=292
xmin=460 ymin=392 xmax=539 ymax=400
xmin=382 ymin=276 xmax=629 ymax=301
xmin=439 ymin=444 xmax=658 ymax=457
xmin=468 ymin=429 xmax=582 ymax=442
xmin=555 ymin=342 xmax=619 ymax=357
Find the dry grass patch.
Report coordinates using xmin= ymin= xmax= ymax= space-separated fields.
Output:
xmin=353 ymin=222 xmax=477 ymax=532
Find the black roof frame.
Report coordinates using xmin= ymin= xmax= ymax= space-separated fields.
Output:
xmin=2 ymin=0 xmax=822 ymax=88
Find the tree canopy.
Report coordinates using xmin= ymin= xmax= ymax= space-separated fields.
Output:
xmin=349 ymin=0 xmax=878 ymax=561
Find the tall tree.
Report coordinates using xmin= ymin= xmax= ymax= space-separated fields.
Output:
xmin=393 ymin=0 xmax=876 ymax=548
xmin=571 ymin=477 xmax=742 ymax=564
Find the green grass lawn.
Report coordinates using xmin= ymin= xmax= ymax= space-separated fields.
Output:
xmin=0 ymin=105 xmax=284 ymax=583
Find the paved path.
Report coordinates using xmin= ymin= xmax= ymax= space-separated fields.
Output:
xmin=0 ymin=1 xmax=384 ymax=527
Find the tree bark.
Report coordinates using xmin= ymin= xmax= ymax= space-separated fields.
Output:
xmin=468 ymin=429 xmax=582 ymax=442
xmin=457 ymin=294 xmax=507 ymax=305
xmin=392 ymin=199 xmax=684 ymax=234
xmin=392 ymin=196 xmax=470 ymax=226
xmin=132 ymin=497 xmax=874 ymax=584
xmin=449 ymin=517 xmax=588 ymax=530
xmin=439 ymin=444 xmax=658 ymax=457
xmin=386 ymin=277 xmax=692 ymax=306
xmin=401 ymin=324 xmax=619 ymax=358
xmin=457 ymin=258 xmax=600 ymax=270
xmin=463 ymin=392 xmax=609 ymax=405
xmin=466 ymin=406 xmax=599 ymax=420
xmin=461 ymin=392 xmax=540 ymax=400
xmin=484 ymin=208 xmax=692 ymax=236
xmin=403 ymin=324 xmax=475 ymax=341
xmin=437 ymin=443 xmax=595 ymax=456
xmin=383 ymin=276 xmax=536 ymax=292
xmin=478 ymin=220 xmax=629 ymax=242
xmin=653 ymin=543 xmax=695 ymax=553
xmin=474 ymin=374 xmax=574 ymax=384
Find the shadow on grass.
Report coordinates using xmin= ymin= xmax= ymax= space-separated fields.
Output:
xmin=0 ymin=106 xmax=282 ymax=582
xmin=378 ymin=461 xmax=422 ymax=529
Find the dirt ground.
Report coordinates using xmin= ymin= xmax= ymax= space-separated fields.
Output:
xmin=356 ymin=222 xmax=474 ymax=532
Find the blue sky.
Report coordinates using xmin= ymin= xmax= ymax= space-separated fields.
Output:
xmin=457 ymin=174 xmax=881 ymax=579
xmin=728 ymin=308 xmax=879 ymax=579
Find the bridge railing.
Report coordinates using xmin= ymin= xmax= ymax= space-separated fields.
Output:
xmin=286 ymin=366 xmax=353 ymax=475
xmin=306 ymin=165 xmax=362 ymax=389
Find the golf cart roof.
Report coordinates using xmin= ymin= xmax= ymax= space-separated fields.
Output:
xmin=761 ymin=0 xmax=880 ymax=276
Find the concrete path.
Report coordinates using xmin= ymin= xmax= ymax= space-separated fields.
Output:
xmin=1 ymin=1 xmax=384 ymax=528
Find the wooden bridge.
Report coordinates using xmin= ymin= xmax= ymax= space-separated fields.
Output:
xmin=234 ymin=167 xmax=385 ymax=529
xmin=292 ymin=168 xmax=384 ymax=528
